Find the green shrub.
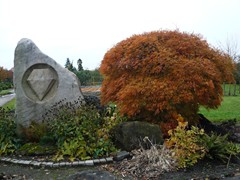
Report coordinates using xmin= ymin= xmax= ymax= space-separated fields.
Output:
xmin=0 ymin=90 xmax=12 ymax=96
xmin=0 ymin=82 xmax=13 ymax=91
xmin=166 ymin=120 xmax=206 ymax=168
xmin=76 ymin=69 xmax=103 ymax=86
xmin=0 ymin=107 xmax=21 ymax=155
xmin=167 ymin=117 xmax=240 ymax=169
xmin=44 ymin=100 xmax=126 ymax=161
xmin=17 ymin=142 xmax=56 ymax=156
xmin=20 ymin=121 xmax=47 ymax=143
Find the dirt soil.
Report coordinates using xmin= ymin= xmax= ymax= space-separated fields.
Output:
xmin=0 ymin=159 xmax=240 ymax=180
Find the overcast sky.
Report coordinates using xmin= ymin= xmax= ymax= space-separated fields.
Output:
xmin=0 ymin=0 xmax=240 ymax=70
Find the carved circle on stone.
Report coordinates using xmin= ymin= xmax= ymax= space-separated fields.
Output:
xmin=22 ymin=64 xmax=58 ymax=103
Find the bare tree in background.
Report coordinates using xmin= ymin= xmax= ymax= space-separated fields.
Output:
xmin=218 ymin=36 xmax=240 ymax=62
xmin=218 ymin=36 xmax=240 ymax=96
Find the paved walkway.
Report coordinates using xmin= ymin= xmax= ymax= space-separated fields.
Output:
xmin=81 ymin=86 xmax=101 ymax=92
xmin=0 ymin=93 xmax=15 ymax=107
xmin=0 ymin=87 xmax=100 ymax=107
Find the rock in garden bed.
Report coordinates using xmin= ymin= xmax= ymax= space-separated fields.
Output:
xmin=111 ymin=121 xmax=164 ymax=151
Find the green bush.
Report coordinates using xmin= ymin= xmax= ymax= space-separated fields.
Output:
xmin=20 ymin=121 xmax=48 ymax=143
xmin=0 ymin=107 xmax=21 ymax=155
xmin=0 ymin=82 xmax=13 ymax=91
xmin=76 ymin=69 xmax=103 ymax=86
xmin=44 ymin=100 xmax=126 ymax=161
xmin=17 ymin=142 xmax=56 ymax=156
xmin=167 ymin=118 xmax=240 ymax=169
xmin=76 ymin=70 xmax=91 ymax=86
xmin=166 ymin=121 xmax=206 ymax=168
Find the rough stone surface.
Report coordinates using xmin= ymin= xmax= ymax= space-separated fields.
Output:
xmin=14 ymin=38 xmax=84 ymax=134
xmin=67 ymin=170 xmax=115 ymax=180
xmin=113 ymin=151 xmax=130 ymax=161
xmin=85 ymin=160 xmax=94 ymax=166
xmin=111 ymin=121 xmax=164 ymax=151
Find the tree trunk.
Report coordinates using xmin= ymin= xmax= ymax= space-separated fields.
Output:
xmin=223 ymin=83 xmax=226 ymax=96
xmin=233 ymin=83 xmax=237 ymax=96
xmin=228 ymin=84 xmax=231 ymax=96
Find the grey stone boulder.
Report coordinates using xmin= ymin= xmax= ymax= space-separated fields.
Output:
xmin=14 ymin=38 xmax=84 ymax=135
xmin=113 ymin=150 xmax=131 ymax=161
xmin=67 ymin=170 xmax=115 ymax=180
xmin=111 ymin=121 xmax=164 ymax=151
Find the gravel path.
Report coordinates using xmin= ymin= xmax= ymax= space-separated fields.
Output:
xmin=1 ymin=160 xmax=240 ymax=180
xmin=0 ymin=162 xmax=97 ymax=180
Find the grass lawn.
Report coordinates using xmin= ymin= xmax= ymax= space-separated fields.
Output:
xmin=0 ymin=89 xmax=12 ymax=96
xmin=2 ymin=95 xmax=240 ymax=124
xmin=199 ymin=96 xmax=240 ymax=123
xmin=2 ymin=98 xmax=16 ymax=110
xmin=222 ymin=84 xmax=240 ymax=96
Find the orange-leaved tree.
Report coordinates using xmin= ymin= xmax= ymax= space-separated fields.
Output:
xmin=100 ymin=30 xmax=235 ymax=126
xmin=0 ymin=67 xmax=12 ymax=82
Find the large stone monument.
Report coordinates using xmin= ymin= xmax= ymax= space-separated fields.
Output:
xmin=14 ymin=38 xmax=84 ymax=134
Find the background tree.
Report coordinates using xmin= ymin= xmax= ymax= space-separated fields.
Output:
xmin=65 ymin=58 xmax=76 ymax=73
xmin=64 ymin=58 xmax=103 ymax=86
xmin=76 ymin=70 xmax=91 ymax=86
xmin=218 ymin=37 xmax=240 ymax=62
xmin=89 ymin=68 xmax=103 ymax=84
xmin=5 ymin=69 xmax=13 ymax=83
xmin=234 ymin=62 xmax=240 ymax=84
xmin=0 ymin=67 xmax=13 ymax=90
xmin=76 ymin=68 xmax=103 ymax=86
xmin=218 ymin=37 xmax=240 ymax=95
xmin=77 ymin=58 xmax=84 ymax=71
xmin=0 ymin=67 xmax=8 ymax=82
xmin=100 ymin=30 xmax=235 ymax=126
xmin=65 ymin=58 xmax=71 ymax=68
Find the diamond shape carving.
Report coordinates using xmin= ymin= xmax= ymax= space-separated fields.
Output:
xmin=27 ymin=68 xmax=56 ymax=101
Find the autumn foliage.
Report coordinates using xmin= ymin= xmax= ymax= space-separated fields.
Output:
xmin=0 ymin=67 xmax=12 ymax=83
xmin=100 ymin=30 xmax=235 ymax=124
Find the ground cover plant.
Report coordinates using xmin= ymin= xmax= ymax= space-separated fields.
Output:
xmin=0 ymin=89 xmax=12 ymax=96
xmin=43 ymin=100 xmax=126 ymax=161
xmin=0 ymin=107 xmax=21 ymax=155
xmin=0 ymin=98 xmax=126 ymax=161
xmin=100 ymin=30 xmax=235 ymax=133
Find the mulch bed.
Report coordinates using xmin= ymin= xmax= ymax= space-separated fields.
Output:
xmin=100 ymin=158 xmax=240 ymax=180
